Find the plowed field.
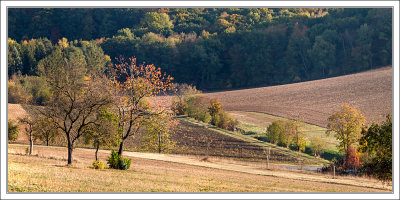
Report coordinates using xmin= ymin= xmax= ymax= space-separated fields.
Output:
xmin=155 ymin=67 xmax=392 ymax=127
xmin=207 ymin=67 xmax=392 ymax=127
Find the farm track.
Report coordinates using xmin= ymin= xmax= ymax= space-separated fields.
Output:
xmin=8 ymin=144 xmax=392 ymax=191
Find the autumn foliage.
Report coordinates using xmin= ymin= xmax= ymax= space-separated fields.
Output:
xmin=108 ymin=56 xmax=174 ymax=156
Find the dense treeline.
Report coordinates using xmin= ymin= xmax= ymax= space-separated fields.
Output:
xmin=8 ymin=8 xmax=392 ymax=90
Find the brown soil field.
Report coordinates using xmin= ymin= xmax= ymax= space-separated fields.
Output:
xmin=208 ymin=67 xmax=392 ymax=127
xmin=154 ymin=67 xmax=392 ymax=127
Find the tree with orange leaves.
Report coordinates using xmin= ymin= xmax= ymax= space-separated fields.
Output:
xmin=108 ymin=57 xmax=174 ymax=156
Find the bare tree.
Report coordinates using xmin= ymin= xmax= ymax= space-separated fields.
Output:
xmin=37 ymin=46 xmax=113 ymax=164
xmin=18 ymin=117 xmax=35 ymax=155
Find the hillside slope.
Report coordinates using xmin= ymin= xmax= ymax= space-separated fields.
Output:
xmin=206 ymin=67 xmax=392 ymax=127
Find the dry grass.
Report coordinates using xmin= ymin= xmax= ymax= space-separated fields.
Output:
xmin=8 ymin=144 xmax=391 ymax=192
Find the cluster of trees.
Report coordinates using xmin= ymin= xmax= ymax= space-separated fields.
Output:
xmin=8 ymin=38 xmax=176 ymax=169
xmin=172 ymin=84 xmax=238 ymax=131
xmin=8 ymin=8 xmax=392 ymax=91
xmin=265 ymin=119 xmax=307 ymax=152
xmin=264 ymin=104 xmax=392 ymax=181
xmin=327 ymin=104 xmax=392 ymax=182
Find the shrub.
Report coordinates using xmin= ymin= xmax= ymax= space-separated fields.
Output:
xmin=92 ymin=160 xmax=105 ymax=170
xmin=107 ymin=150 xmax=121 ymax=169
xmin=8 ymin=119 xmax=19 ymax=142
xmin=118 ymin=158 xmax=132 ymax=170
xmin=107 ymin=150 xmax=132 ymax=170
xmin=185 ymin=95 xmax=211 ymax=122
xmin=215 ymin=111 xmax=238 ymax=131
xmin=172 ymin=99 xmax=187 ymax=115
xmin=209 ymin=98 xmax=222 ymax=125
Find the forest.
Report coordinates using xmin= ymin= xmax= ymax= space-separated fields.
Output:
xmin=8 ymin=8 xmax=392 ymax=90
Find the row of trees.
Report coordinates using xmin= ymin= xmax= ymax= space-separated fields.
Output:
xmin=8 ymin=8 xmax=334 ymax=42
xmin=8 ymin=8 xmax=392 ymax=91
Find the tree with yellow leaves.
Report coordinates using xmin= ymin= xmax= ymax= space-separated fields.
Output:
xmin=326 ymin=104 xmax=367 ymax=155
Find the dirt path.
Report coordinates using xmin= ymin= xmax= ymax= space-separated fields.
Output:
xmin=84 ymin=148 xmax=390 ymax=191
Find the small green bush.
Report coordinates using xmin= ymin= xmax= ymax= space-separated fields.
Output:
xmin=92 ymin=160 xmax=105 ymax=170
xmin=118 ymin=158 xmax=132 ymax=170
xmin=107 ymin=150 xmax=132 ymax=170
xmin=107 ymin=150 xmax=120 ymax=169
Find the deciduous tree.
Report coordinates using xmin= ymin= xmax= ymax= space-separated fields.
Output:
xmin=142 ymin=112 xmax=178 ymax=154
xmin=326 ymin=104 xmax=366 ymax=155
xmin=18 ymin=116 xmax=36 ymax=155
xmin=359 ymin=115 xmax=392 ymax=182
xmin=84 ymin=107 xmax=121 ymax=161
xmin=266 ymin=120 xmax=284 ymax=145
xmin=37 ymin=46 xmax=113 ymax=164
xmin=108 ymin=57 xmax=173 ymax=156
xmin=33 ymin=116 xmax=59 ymax=146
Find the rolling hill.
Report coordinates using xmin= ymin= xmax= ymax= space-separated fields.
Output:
xmin=204 ymin=67 xmax=392 ymax=128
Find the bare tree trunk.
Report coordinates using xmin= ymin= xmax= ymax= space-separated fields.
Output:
xmin=29 ymin=137 xmax=33 ymax=155
xmin=67 ymin=141 xmax=73 ymax=165
xmin=158 ymin=132 xmax=162 ymax=154
xmin=95 ymin=142 xmax=100 ymax=161
xmin=118 ymin=140 xmax=124 ymax=156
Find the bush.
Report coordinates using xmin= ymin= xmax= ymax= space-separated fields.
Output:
xmin=8 ymin=119 xmax=19 ymax=142
xmin=215 ymin=111 xmax=238 ymax=131
xmin=185 ymin=95 xmax=211 ymax=122
xmin=107 ymin=150 xmax=132 ymax=170
xmin=92 ymin=160 xmax=105 ymax=170
xmin=107 ymin=150 xmax=121 ymax=169
xmin=118 ymin=158 xmax=132 ymax=170
xmin=172 ymin=100 xmax=187 ymax=115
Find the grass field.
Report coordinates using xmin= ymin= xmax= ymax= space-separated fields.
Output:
xmin=8 ymin=144 xmax=391 ymax=192
xmin=230 ymin=111 xmax=338 ymax=152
